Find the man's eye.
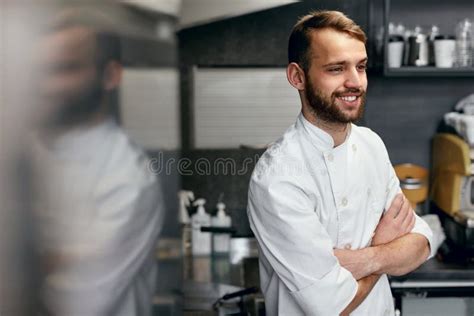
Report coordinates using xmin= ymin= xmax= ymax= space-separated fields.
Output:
xmin=357 ymin=64 xmax=367 ymax=71
xmin=328 ymin=67 xmax=343 ymax=73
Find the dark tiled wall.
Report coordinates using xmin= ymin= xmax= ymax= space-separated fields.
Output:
xmin=365 ymin=77 xmax=474 ymax=167
xmin=181 ymin=149 xmax=264 ymax=237
xmin=178 ymin=1 xmax=369 ymax=67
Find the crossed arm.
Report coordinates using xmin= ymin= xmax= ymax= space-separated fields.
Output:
xmin=337 ymin=193 xmax=431 ymax=316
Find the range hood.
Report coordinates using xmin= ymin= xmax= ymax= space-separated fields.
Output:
xmin=179 ymin=0 xmax=299 ymax=28
xmin=121 ymin=0 xmax=299 ymax=28
xmin=120 ymin=0 xmax=182 ymax=17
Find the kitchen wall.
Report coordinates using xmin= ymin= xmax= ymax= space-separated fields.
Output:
xmin=177 ymin=0 xmax=474 ymax=226
xmin=366 ymin=77 xmax=473 ymax=166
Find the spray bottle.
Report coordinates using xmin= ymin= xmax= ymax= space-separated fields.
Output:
xmin=191 ymin=198 xmax=211 ymax=255
xmin=211 ymin=202 xmax=232 ymax=253
xmin=178 ymin=190 xmax=194 ymax=255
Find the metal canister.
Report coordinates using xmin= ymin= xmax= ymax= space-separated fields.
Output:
xmin=408 ymin=33 xmax=429 ymax=66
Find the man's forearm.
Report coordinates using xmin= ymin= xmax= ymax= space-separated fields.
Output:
xmin=371 ymin=233 xmax=430 ymax=276
xmin=335 ymin=231 xmax=430 ymax=315
xmin=340 ymin=274 xmax=381 ymax=316
xmin=335 ymin=233 xmax=431 ymax=281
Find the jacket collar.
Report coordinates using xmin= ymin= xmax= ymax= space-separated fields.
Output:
xmin=296 ymin=112 xmax=352 ymax=151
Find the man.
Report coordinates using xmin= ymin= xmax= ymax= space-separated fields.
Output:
xmin=247 ymin=11 xmax=434 ymax=316
xmin=31 ymin=9 xmax=163 ymax=316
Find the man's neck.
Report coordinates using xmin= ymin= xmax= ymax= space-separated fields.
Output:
xmin=302 ymin=107 xmax=350 ymax=147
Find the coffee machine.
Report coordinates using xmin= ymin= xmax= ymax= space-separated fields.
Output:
xmin=431 ymin=132 xmax=474 ymax=258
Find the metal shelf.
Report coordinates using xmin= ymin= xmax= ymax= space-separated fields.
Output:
xmin=382 ymin=0 xmax=474 ymax=78
xmin=384 ymin=66 xmax=474 ymax=77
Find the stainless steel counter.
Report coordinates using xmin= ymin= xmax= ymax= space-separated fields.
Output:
xmin=390 ymin=257 xmax=474 ymax=315
xmin=154 ymin=237 xmax=262 ymax=316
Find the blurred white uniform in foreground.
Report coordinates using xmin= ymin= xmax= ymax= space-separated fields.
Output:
xmin=31 ymin=7 xmax=164 ymax=315
xmin=31 ymin=119 xmax=163 ymax=316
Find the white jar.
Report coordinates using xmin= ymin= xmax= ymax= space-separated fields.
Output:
xmin=387 ymin=35 xmax=404 ymax=68
xmin=434 ymin=35 xmax=456 ymax=68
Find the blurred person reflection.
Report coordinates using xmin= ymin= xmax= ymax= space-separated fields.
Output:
xmin=31 ymin=8 xmax=164 ymax=316
xmin=0 ymin=2 xmax=50 ymax=315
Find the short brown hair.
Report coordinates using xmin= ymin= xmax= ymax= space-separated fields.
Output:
xmin=47 ymin=6 xmax=121 ymax=72
xmin=288 ymin=10 xmax=367 ymax=71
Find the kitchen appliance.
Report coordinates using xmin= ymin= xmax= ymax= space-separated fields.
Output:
xmin=431 ymin=133 xmax=474 ymax=257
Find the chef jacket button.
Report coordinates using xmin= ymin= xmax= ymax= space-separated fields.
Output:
xmin=352 ymin=144 xmax=357 ymax=152
xmin=344 ymin=243 xmax=351 ymax=249
xmin=327 ymin=153 xmax=334 ymax=162
xmin=341 ymin=197 xmax=348 ymax=207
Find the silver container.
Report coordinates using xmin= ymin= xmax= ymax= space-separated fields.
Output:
xmin=408 ymin=34 xmax=429 ymax=66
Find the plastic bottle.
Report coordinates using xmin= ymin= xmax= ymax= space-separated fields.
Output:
xmin=178 ymin=190 xmax=194 ymax=255
xmin=455 ymin=19 xmax=473 ymax=67
xmin=428 ymin=25 xmax=439 ymax=66
xmin=211 ymin=202 xmax=232 ymax=254
xmin=191 ymin=198 xmax=211 ymax=255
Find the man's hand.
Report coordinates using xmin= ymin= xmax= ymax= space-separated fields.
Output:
xmin=372 ymin=193 xmax=415 ymax=246
xmin=334 ymin=248 xmax=375 ymax=280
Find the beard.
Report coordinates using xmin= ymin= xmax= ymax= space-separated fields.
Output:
xmin=304 ymin=75 xmax=366 ymax=124
xmin=45 ymin=77 xmax=104 ymax=129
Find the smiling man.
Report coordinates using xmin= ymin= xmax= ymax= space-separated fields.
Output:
xmin=247 ymin=11 xmax=434 ymax=316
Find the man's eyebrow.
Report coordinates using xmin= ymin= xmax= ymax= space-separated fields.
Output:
xmin=322 ymin=57 xmax=368 ymax=67
xmin=322 ymin=60 xmax=346 ymax=67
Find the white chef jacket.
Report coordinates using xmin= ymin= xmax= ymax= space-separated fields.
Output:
xmin=31 ymin=119 xmax=163 ymax=316
xmin=247 ymin=113 xmax=434 ymax=316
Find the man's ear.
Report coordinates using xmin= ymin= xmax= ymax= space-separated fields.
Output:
xmin=102 ymin=61 xmax=122 ymax=91
xmin=286 ymin=62 xmax=306 ymax=91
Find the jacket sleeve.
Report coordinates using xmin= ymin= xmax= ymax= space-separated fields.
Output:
xmin=247 ymin=172 xmax=357 ymax=315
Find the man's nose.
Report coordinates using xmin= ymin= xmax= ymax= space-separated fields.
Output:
xmin=344 ymin=68 xmax=362 ymax=89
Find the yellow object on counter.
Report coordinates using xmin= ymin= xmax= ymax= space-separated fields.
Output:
xmin=431 ymin=133 xmax=471 ymax=216
xmin=394 ymin=163 xmax=429 ymax=211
